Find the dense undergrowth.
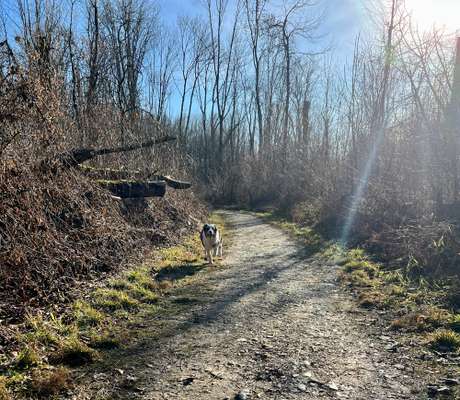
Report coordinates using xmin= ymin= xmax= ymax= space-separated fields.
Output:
xmin=0 ymin=162 xmax=205 ymax=321
xmin=257 ymin=208 xmax=460 ymax=356
xmin=0 ymin=213 xmax=225 ymax=399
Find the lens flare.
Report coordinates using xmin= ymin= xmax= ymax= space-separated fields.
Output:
xmin=340 ymin=126 xmax=386 ymax=244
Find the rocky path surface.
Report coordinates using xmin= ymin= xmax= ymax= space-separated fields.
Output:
xmin=71 ymin=211 xmax=444 ymax=400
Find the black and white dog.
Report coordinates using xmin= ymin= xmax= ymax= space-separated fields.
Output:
xmin=200 ymin=223 xmax=223 ymax=265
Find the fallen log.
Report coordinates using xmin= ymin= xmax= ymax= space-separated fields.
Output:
xmin=157 ymin=175 xmax=192 ymax=190
xmin=80 ymin=165 xmax=141 ymax=180
xmin=57 ymin=136 xmax=176 ymax=167
xmin=97 ymin=180 xmax=166 ymax=198
xmin=80 ymin=166 xmax=192 ymax=189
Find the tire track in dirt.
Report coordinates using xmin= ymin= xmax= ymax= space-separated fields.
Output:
xmin=70 ymin=211 xmax=443 ymax=400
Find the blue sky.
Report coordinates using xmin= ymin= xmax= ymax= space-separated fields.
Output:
xmin=1 ymin=0 xmax=365 ymax=62
xmin=3 ymin=0 xmax=459 ymax=63
xmin=156 ymin=0 xmax=366 ymax=61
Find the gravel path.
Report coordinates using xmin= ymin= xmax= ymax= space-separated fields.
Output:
xmin=71 ymin=211 xmax=444 ymax=400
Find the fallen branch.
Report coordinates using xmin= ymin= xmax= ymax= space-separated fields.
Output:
xmin=57 ymin=135 xmax=177 ymax=167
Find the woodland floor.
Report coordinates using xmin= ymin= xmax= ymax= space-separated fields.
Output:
xmin=65 ymin=211 xmax=457 ymax=400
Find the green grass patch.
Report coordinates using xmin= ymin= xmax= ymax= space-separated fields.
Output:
xmin=73 ymin=301 xmax=105 ymax=328
xmin=14 ymin=345 xmax=41 ymax=370
xmin=428 ymin=329 xmax=460 ymax=352
xmin=128 ymin=285 xmax=159 ymax=304
xmin=23 ymin=314 xmax=59 ymax=346
xmin=93 ymin=288 xmax=140 ymax=311
xmin=449 ymin=314 xmax=460 ymax=332
xmin=343 ymin=260 xmax=379 ymax=277
xmin=126 ymin=268 xmax=157 ymax=290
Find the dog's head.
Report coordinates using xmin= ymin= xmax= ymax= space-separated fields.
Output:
xmin=202 ymin=224 xmax=217 ymax=238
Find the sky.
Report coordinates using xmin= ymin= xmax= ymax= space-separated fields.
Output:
xmin=2 ymin=0 xmax=460 ymax=60
xmin=156 ymin=0 xmax=460 ymax=61
xmin=1 ymin=0 xmax=460 ymax=116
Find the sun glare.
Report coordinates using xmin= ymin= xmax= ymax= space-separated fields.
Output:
xmin=405 ymin=0 xmax=460 ymax=32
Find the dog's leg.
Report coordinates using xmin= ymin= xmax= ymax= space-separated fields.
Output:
xmin=209 ymin=250 xmax=214 ymax=265
xmin=218 ymin=240 xmax=223 ymax=257
xmin=206 ymin=249 xmax=213 ymax=265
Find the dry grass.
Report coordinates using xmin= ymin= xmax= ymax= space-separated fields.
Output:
xmin=357 ymin=290 xmax=386 ymax=309
xmin=391 ymin=307 xmax=452 ymax=332
xmin=30 ymin=367 xmax=71 ymax=397
xmin=0 ymin=377 xmax=11 ymax=400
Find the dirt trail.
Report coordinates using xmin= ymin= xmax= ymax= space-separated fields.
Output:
xmin=70 ymin=211 xmax=443 ymax=400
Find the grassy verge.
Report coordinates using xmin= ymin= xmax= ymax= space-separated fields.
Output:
xmin=257 ymin=210 xmax=460 ymax=355
xmin=0 ymin=213 xmax=227 ymax=399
